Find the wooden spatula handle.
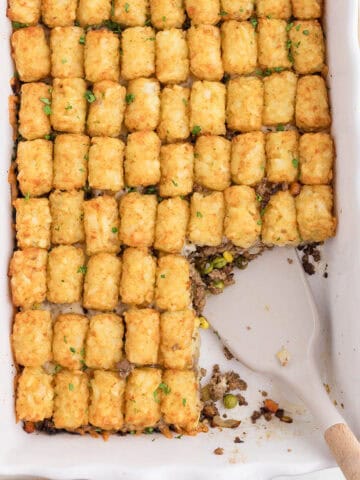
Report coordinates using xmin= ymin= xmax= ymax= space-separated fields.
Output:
xmin=325 ymin=423 xmax=360 ymax=480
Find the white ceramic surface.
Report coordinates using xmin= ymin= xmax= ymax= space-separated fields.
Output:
xmin=0 ymin=1 xmax=359 ymax=478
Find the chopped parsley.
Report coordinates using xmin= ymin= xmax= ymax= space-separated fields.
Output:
xmin=191 ymin=125 xmax=201 ymax=136
xmin=112 ymin=227 xmax=118 ymax=233
xmin=65 ymin=103 xmax=72 ymax=110
xmin=182 ymin=398 xmax=187 ymax=406
xmin=68 ymin=383 xmax=74 ymax=391
xmin=162 ymin=16 xmax=166 ymax=22
xmin=124 ymin=2 xmax=130 ymax=12
xmin=145 ymin=427 xmax=154 ymax=434
xmin=63 ymin=336 xmax=68 ymax=344
xmin=219 ymin=10 xmax=228 ymax=16
xmin=196 ymin=211 xmax=203 ymax=218
xmin=69 ymin=346 xmax=76 ymax=353
xmin=12 ymin=21 xmax=28 ymax=29
xmin=84 ymin=90 xmax=96 ymax=103
xmin=296 ymin=24 xmax=301 ymax=31
xmin=24 ymin=192 xmax=30 ymax=201
xmin=250 ymin=17 xmax=258 ymax=29
xmin=292 ymin=158 xmax=299 ymax=168
xmin=77 ymin=265 xmax=87 ymax=274
xmin=276 ymin=124 xmax=285 ymax=132
xmin=286 ymin=22 xmax=294 ymax=32
xmin=171 ymin=179 xmax=178 ymax=186
xmin=257 ymin=220 xmax=262 ymax=226
xmin=146 ymin=37 xmax=155 ymax=41
xmin=182 ymin=98 xmax=188 ymax=106
xmin=54 ymin=365 xmax=62 ymax=374
xmin=79 ymin=34 xmax=86 ymax=45
xmin=61 ymin=57 xmax=68 ymax=64
xmin=160 ymin=274 xmax=166 ymax=278
xmin=125 ymin=93 xmax=135 ymax=104
xmin=303 ymin=29 xmax=310 ymax=35
xmin=153 ymin=382 xmax=171 ymax=403
xmin=40 ymin=97 xmax=51 ymax=115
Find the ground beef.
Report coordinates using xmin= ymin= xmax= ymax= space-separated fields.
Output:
xmin=255 ymin=180 xmax=288 ymax=211
xmin=116 ymin=359 xmax=134 ymax=378
xmin=297 ymin=242 xmax=322 ymax=276
xmin=190 ymin=264 xmax=206 ymax=315
xmin=202 ymin=403 xmax=219 ymax=420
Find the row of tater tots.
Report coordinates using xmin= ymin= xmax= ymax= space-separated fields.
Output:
xmin=17 ymin=365 xmax=200 ymax=431
xmin=17 ymin=75 xmax=331 ymax=140
xmin=8 ymin=0 xmax=324 ymax=30
xmin=11 ymin=19 xmax=325 ymax=84
xmin=16 ymin=131 xmax=334 ymax=199
xmin=10 ymin=185 xmax=336 ymax=308
xmin=13 ymin=307 xmax=197 ymax=370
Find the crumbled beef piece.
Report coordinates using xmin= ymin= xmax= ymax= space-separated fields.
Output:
xmin=251 ymin=411 xmax=262 ymax=424
xmin=234 ymin=436 xmax=244 ymax=444
xmin=34 ymin=419 xmax=60 ymax=435
xmin=264 ymin=412 xmax=273 ymax=422
xmin=214 ymin=447 xmax=224 ymax=455
xmin=202 ymin=403 xmax=219 ymax=420
xmin=224 ymin=347 xmax=234 ymax=360
xmin=275 ymin=409 xmax=284 ymax=419
xmin=301 ymin=255 xmax=315 ymax=275
xmin=297 ymin=243 xmax=322 ymax=275
xmin=225 ymin=372 xmax=247 ymax=392
xmin=190 ymin=264 xmax=207 ymax=315
xmin=116 ymin=359 xmax=134 ymax=378
xmin=255 ymin=180 xmax=288 ymax=211
xmin=237 ymin=394 xmax=248 ymax=406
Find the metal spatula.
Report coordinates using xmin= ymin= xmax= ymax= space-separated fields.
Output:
xmin=203 ymin=247 xmax=360 ymax=480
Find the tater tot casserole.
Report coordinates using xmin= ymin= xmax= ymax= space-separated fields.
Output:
xmin=8 ymin=0 xmax=336 ymax=437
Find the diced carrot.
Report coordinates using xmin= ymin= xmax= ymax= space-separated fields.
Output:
xmin=264 ymin=399 xmax=279 ymax=413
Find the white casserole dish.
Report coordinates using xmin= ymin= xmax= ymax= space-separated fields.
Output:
xmin=0 ymin=1 xmax=359 ymax=478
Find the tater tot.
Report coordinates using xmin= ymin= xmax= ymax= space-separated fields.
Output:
xmin=296 ymin=185 xmax=336 ymax=242
xmin=292 ymin=0 xmax=322 ymax=19
xmin=125 ymin=368 xmax=161 ymax=429
xmin=8 ymin=0 xmax=41 ymax=25
xmin=125 ymin=131 xmax=161 ymax=187
xmin=221 ymin=21 xmax=257 ymax=75
xmin=299 ymin=133 xmax=334 ymax=185
xmin=19 ymin=83 xmax=51 ymax=140
xmin=190 ymin=81 xmax=226 ymax=136
xmin=157 ymin=85 xmax=190 ymax=143
xmin=289 ymin=20 xmax=325 ymax=74
xmin=16 ymin=139 xmax=53 ymax=197
xmin=119 ymin=192 xmax=157 ymax=247
xmin=220 ymin=0 xmax=254 ymax=20
xmin=124 ymin=78 xmax=160 ymax=131
xmin=84 ymin=30 xmax=120 ymax=83
xmin=88 ymin=137 xmax=125 ymax=191
xmin=295 ymin=75 xmax=331 ymax=131
xmin=53 ymin=314 xmax=88 ymax=370
xmin=258 ymin=19 xmax=292 ymax=69
xmin=9 ymin=248 xmax=47 ymax=308
xmin=53 ymin=134 xmax=89 ymax=190
xmin=224 ymin=185 xmax=261 ymax=248
xmin=53 ymin=370 xmax=89 ymax=430
xmin=41 ymin=0 xmax=77 ymax=27
xmin=159 ymin=143 xmax=194 ymax=197
xmin=50 ymin=190 xmax=85 ymax=245
xmin=124 ymin=308 xmax=160 ymax=365
xmin=47 ymin=246 xmax=85 ymax=304
xmin=12 ymin=310 xmax=52 ymax=367
xmin=185 ymin=0 xmax=220 ymax=25
xmin=51 ymin=78 xmax=87 ymax=134
xmin=89 ymin=371 xmax=125 ymax=430
xmin=194 ymin=136 xmax=231 ymax=191
xmin=266 ymin=131 xmax=299 ymax=183
xmin=188 ymin=192 xmax=225 ymax=246
xmin=226 ymin=76 xmax=263 ymax=132
xmin=120 ymin=247 xmax=156 ymax=305
xmin=150 ymin=0 xmax=184 ymax=29
xmin=87 ymin=81 xmax=126 ymax=137
xmin=83 ymin=253 xmax=121 ymax=311
xmin=84 ymin=196 xmax=120 ymax=256
xmin=262 ymin=190 xmax=300 ymax=246
xmin=159 ymin=309 xmax=196 ymax=369
xmin=263 ymin=71 xmax=297 ymax=126
xmin=14 ymin=198 xmax=51 ymax=250
xmin=187 ymin=25 xmax=223 ymax=81
xmin=11 ymin=26 xmax=50 ymax=82
xmin=155 ymin=29 xmax=189 ymax=84
xmin=16 ymin=367 xmax=54 ymax=422
xmin=154 ymin=197 xmax=189 ymax=253
xmin=112 ymin=0 xmax=149 ymax=26
xmin=50 ymin=27 xmax=84 ymax=79
xmin=257 ymin=0 xmax=291 ymax=19
xmin=161 ymin=370 xmax=200 ymax=432
xmin=77 ymin=0 xmax=112 ymax=26
xmin=155 ymin=254 xmax=190 ymax=311
xmin=121 ymin=27 xmax=155 ymax=80
xmin=231 ymin=132 xmax=266 ymax=186
xmin=85 ymin=314 xmax=124 ymax=369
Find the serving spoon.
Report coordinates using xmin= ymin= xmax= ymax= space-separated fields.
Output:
xmin=203 ymin=247 xmax=360 ymax=480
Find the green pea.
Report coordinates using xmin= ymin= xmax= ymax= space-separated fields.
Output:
xmin=212 ymin=257 xmax=227 ymax=269
xmin=223 ymin=394 xmax=238 ymax=409
xmin=213 ymin=280 xmax=224 ymax=290
xmin=235 ymin=256 xmax=249 ymax=270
